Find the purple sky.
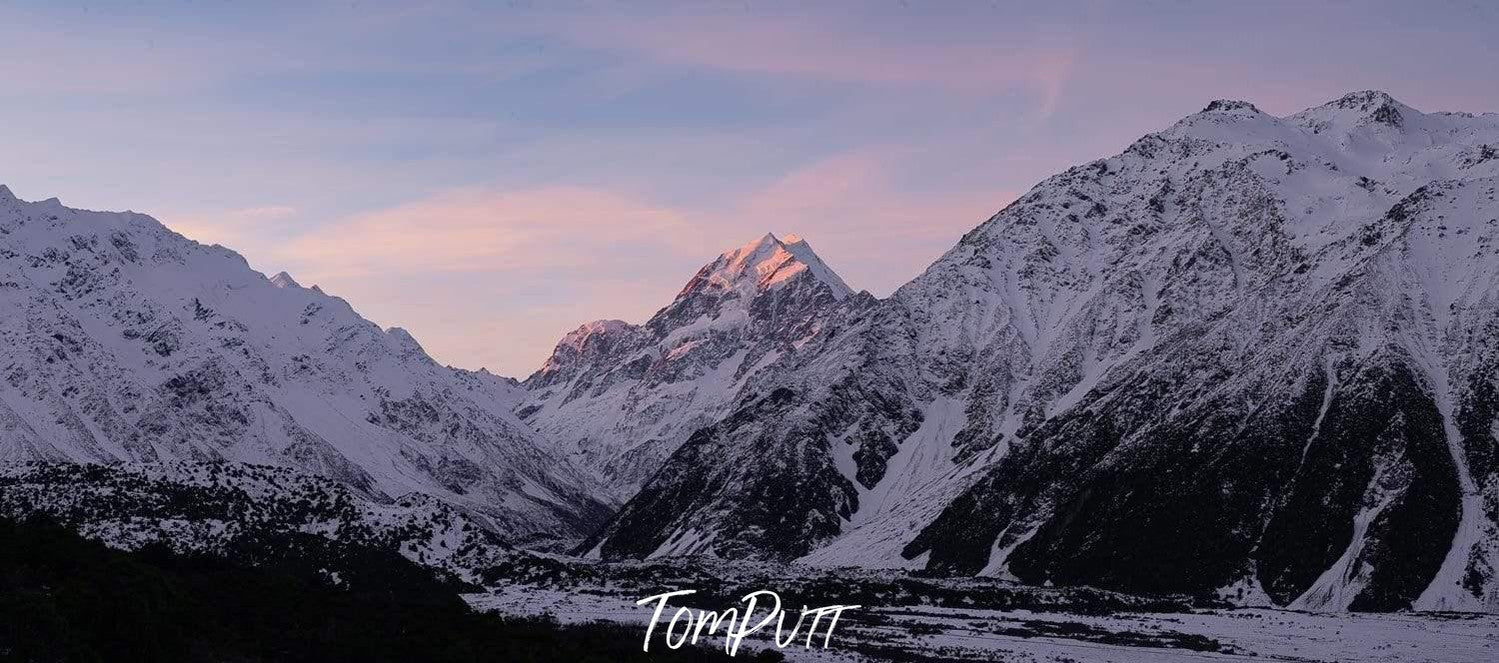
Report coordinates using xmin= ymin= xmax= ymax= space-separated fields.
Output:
xmin=2 ymin=1 xmax=1497 ymax=376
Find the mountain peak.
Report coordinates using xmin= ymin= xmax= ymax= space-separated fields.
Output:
xmin=1294 ymin=90 xmax=1417 ymax=131
xmin=269 ymin=271 xmax=302 ymax=288
xmin=0 ymin=184 xmax=14 ymax=203
xmin=531 ymin=319 xmax=641 ymax=383
xmin=386 ymin=326 xmax=427 ymax=353
xmin=1330 ymin=89 xmax=1402 ymax=109
xmin=523 ymin=233 xmax=857 ymax=497
xmin=685 ymin=232 xmax=853 ymax=302
xmin=1201 ymin=99 xmax=1262 ymax=115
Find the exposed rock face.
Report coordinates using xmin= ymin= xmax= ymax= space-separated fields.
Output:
xmin=0 ymin=186 xmax=610 ymax=544
xmin=583 ymin=93 xmax=1499 ymax=612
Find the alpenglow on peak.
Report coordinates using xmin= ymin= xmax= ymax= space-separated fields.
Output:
xmin=680 ymin=232 xmax=853 ymax=302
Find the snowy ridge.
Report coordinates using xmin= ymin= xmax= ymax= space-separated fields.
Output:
xmin=519 ymin=231 xmax=859 ymax=500
xmin=0 ymin=189 xmax=610 ymax=544
xmin=584 ymin=91 xmax=1499 ymax=612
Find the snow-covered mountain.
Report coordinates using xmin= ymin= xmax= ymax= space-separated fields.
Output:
xmin=519 ymin=232 xmax=858 ymax=500
xmin=582 ymin=92 xmax=1499 ymax=612
xmin=7 ymin=90 xmax=1497 ymax=615
xmin=0 ymin=186 xmax=610 ymax=544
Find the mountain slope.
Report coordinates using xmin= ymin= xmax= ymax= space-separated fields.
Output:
xmin=520 ymin=232 xmax=857 ymax=501
xmin=0 ymin=186 xmax=610 ymax=543
xmin=583 ymin=92 xmax=1499 ymax=612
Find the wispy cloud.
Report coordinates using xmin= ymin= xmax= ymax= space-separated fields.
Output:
xmin=278 ymin=187 xmax=702 ymax=279
xmin=510 ymin=10 xmax=1078 ymax=113
xmin=274 ymin=148 xmax=1004 ymax=297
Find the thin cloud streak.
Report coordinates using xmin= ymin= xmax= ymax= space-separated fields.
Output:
xmin=278 ymin=187 xmax=701 ymax=279
xmin=506 ymin=10 xmax=1079 ymax=110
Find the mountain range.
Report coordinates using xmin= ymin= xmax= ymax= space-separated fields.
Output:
xmin=3 ymin=90 xmax=1497 ymax=613
xmin=576 ymin=91 xmax=1499 ymax=613
xmin=0 ymin=185 xmax=609 ymax=545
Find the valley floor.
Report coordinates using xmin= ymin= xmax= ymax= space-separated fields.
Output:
xmin=468 ymin=584 xmax=1499 ymax=662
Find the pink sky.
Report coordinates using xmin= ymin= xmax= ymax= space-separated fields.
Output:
xmin=3 ymin=1 xmax=1497 ymax=375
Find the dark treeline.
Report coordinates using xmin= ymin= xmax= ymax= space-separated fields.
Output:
xmin=0 ymin=518 xmax=781 ymax=662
